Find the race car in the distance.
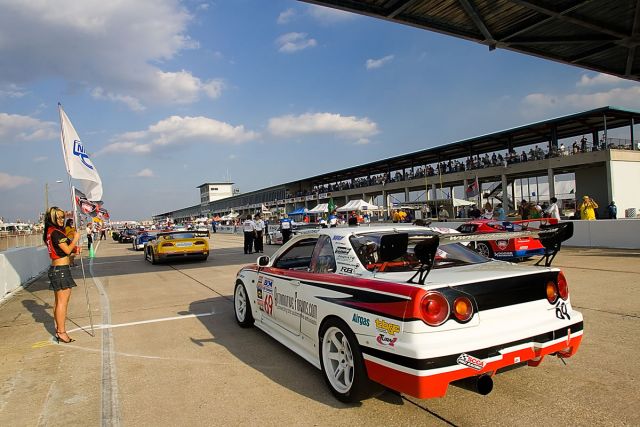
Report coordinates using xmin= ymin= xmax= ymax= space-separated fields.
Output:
xmin=265 ymin=223 xmax=321 ymax=245
xmin=132 ymin=231 xmax=157 ymax=251
xmin=145 ymin=231 xmax=209 ymax=264
xmin=233 ymin=223 xmax=581 ymax=402
xmin=456 ymin=219 xmax=556 ymax=260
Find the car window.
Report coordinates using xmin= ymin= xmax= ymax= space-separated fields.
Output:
xmin=273 ymin=238 xmax=318 ymax=270
xmin=350 ymin=231 xmax=488 ymax=272
xmin=309 ymin=235 xmax=336 ymax=273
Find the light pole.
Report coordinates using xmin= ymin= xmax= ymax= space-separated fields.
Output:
xmin=45 ymin=180 xmax=64 ymax=213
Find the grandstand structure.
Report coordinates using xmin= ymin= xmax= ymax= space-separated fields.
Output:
xmin=154 ymin=106 xmax=640 ymax=222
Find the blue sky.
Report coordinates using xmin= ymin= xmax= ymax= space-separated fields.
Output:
xmin=1 ymin=0 xmax=639 ymax=221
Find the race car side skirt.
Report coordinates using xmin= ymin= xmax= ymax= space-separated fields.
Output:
xmin=363 ymin=325 xmax=583 ymax=399
xmin=360 ymin=321 xmax=583 ymax=372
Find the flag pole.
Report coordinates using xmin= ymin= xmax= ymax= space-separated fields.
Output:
xmin=58 ymin=103 xmax=95 ymax=337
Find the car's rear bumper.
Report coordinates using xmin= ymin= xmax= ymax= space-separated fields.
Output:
xmin=158 ymin=250 xmax=208 ymax=260
xmin=362 ymin=320 xmax=583 ymax=399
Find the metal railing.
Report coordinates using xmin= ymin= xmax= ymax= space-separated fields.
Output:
xmin=0 ymin=232 xmax=45 ymax=252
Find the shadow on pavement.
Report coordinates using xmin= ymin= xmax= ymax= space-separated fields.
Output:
xmin=186 ymin=296 xmax=361 ymax=408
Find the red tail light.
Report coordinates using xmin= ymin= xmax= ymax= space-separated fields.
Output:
xmin=557 ymin=272 xmax=569 ymax=300
xmin=161 ymin=242 xmax=174 ymax=247
xmin=420 ymin=292 xmax=450 ymax=326
xmin=452 ymin=296 xmax=473 ymax=322
xmin=546 ymin=281 xmax=558 ymax=304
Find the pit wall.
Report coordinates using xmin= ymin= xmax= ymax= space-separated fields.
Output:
xmin=1 ymin=247 xmax=50 ymax=302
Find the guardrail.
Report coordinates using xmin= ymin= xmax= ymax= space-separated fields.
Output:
xmin=0 ymin=233 xmax=44 ymax=252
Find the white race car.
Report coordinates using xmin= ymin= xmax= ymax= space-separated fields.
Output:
xmin=233 ymin=223 xmax=582 ymax=402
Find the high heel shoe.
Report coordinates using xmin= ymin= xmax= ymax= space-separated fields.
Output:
xmin=55 ymin=331 xmax=76 ymax=343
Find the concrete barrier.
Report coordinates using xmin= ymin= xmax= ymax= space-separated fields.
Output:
xmin=1 ymin=246 xmax=50 ymax=301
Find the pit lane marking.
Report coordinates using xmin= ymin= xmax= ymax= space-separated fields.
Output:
xmin=64 ymin=312 xmax=217 ymax=334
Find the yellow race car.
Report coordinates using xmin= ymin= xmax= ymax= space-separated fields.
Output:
xmin=145 ymin=231 xmax=209 ymax=264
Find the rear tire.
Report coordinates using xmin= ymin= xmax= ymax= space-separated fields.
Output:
xmin=476 ymin=242 xmax=494 ymax=258
xmin=319 ymin=318 xmax=374 ymax=403
xmin=147 ymin=248 xmax=157 ymax=265
xmin=234 ymin=282 xmax=254 ymax=327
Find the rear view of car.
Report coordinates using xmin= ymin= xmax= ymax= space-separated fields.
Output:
xmin=145 ymin=231 xmax=209 ymax=264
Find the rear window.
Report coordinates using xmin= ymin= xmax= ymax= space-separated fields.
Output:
xmin=350 ymin=231 xmax=488 ymax=273
xmin=163 ymin=233 xmax=195 ymax=239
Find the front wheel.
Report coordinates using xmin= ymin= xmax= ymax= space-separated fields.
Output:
xmin=234 ymin=282 xmax=254 ymax=327
xmin=319 ymin=318 xmax=373 ymax=403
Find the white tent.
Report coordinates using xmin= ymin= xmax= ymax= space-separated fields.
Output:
xmin=308 ymin=203 xmax=329 ymax=214
xmin=453 ymin=198 xmax=475 ymax=207
xmin=336 ymin=199 xmax=382 ymax=212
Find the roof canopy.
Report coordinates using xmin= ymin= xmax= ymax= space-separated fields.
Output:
xmin=302 ymin=1 xmax=640 ymax=82
xmin=288 ymin=207 xmax=308 ymax=215
xmin=336 ymin=199 xmax=382 ymax=212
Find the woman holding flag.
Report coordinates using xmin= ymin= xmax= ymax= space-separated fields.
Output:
xmin=43 ymin=206 xmax=81 ymax=343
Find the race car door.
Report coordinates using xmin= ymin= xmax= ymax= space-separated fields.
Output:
xmin=264 ymin=237 xmax=318 ymax=336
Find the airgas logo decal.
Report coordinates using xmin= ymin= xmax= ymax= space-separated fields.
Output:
xmin=352 ymin=313 xmax=369 ymax=327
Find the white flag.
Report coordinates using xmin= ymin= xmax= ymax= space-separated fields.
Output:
xmin=59 ymin=104 xmax=103 ymax=201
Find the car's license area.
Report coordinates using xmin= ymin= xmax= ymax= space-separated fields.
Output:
xmin=176 ymin=242 xmax=192 ymax=247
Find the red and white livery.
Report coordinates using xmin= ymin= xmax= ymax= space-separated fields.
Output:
xmin=233 ymin=224 xmax=582 ymax=402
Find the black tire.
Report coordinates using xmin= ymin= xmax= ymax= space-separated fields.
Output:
xmin=476 ymin=242 xmax=494 ymax=258
xmin=319 ymin=318 xmax=374 ymax=403
xmin=201 ymin=255 xmax=208 ymax=262
xmin=149 ymin=248 xmax=157 ymax=265
xmin=234 ymin=282 xmax=254 ymax=327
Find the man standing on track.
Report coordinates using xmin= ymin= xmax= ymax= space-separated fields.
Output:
xmin=280 ymin=214 xmax=293 ymax=244
xmin=254 ymin=213 xmax=265 ymax=253
xmin=242 ymin=215 xmax=256 ymax=254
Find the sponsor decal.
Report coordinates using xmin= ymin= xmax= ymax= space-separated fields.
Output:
xmin=376 ymin=334 xmax=397 ymax=347
xmin=273 ymin=287 xmax=318 ymax=325
xmin=555 ymin=301 xmax=570 ymax=320
xmin=340 ymin=266 xmax=354 ymax=274
xmin=332 ymin=235 xmax=345 ymax=241
xmin=456 ymin=353 xmax=485 ymax=371
xmin=335 ymin=246 xmax=351 ymax=255
xmin=375 ymin=319 xmax=400 ymax=335
xmin=256 ymin=276 xmax=264 ymax=299
xmin=494 ymin=252 xmax=514 ymax=257
xmin=497 ymin=240 xmax=508 ymax=250
xmin=263 ymin=278 xmax=273 ymax=294
xmin=73 ymin=139 xmax=94 ymax=170
xmin=352 ymin=313 xmax=370 ymax=327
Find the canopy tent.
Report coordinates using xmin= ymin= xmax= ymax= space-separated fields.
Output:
xmin=453 ymin=198 xmax=475 ymax=207
xmin=308 ymin=203 xmax=328 ymax=214
xmin=220 ymin=212 xmax=239 ymax=220
xmin=288 ymin=207 xmax=308 ymax=215
xmin=336 ymin=199 xmax=382 ymax=212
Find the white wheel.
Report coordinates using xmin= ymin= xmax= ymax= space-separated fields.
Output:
xmin=234 ymin=282 xmax=254 ymax=327
xmin=319 ymin=318 xmax=377 ymax=402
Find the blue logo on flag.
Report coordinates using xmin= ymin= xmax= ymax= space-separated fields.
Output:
xmin=73 ymin=140 xmax=94 ymax=170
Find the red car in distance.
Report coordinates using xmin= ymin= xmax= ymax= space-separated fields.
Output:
xmin=457 ymin=219 xmax=558 ymax=260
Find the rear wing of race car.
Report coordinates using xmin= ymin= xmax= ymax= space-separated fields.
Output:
xmin=439 ymin=221 xmax=574 ymax=267
xmin=380 ymin=222 xmax=574 ymax=286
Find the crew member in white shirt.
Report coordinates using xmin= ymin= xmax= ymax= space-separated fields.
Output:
xmin=253 ymin=214 xmax=265 ymax=253
xmin=242 ymin=215 xmax=256 ymax=254
xmin=545 ymin=197 xmax=561 ymax=221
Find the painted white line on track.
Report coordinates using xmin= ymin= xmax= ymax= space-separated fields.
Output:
xmin=66 ymin=312 xmax=217 ymax=333
xmin=90 ymin=260 xmax=143 ymax=265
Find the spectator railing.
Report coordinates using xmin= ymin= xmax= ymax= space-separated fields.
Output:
xmin=0 ymin=232 xmax=45 ymax=252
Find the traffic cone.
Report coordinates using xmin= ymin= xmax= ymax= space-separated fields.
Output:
xmin=89 ymin=245 xmax=95 ymax=258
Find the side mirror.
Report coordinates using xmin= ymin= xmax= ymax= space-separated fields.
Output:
xmin=257 ymin=256 xmax=270 ymax=267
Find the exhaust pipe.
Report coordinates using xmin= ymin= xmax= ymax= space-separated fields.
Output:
xmin=451 ymin=374 xmax=494 ymax=395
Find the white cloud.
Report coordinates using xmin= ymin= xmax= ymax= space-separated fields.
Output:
xmin=307 ymin=5 xmax=356 ymax=23
xmin=0 ymin=1 xmax=223 ymax=109
xmin=366 ymin=55 xmax=394 ymax=70
xmin=522 ymin=86 xmax=640 ymax=118
xmin=277 ymin=8 xmax=295 ymax=24
xmin=101 ymin=115 xmax=259 ymax=154
xmin=276 ymin=32 xmax=317 ymax=53
xmin=135 ymin=168 xmax=154 ymax=177
xmin=268 ymin=112 xmax=379 ymax=140
xmin=0 ymin=172 xmax=32 ymax=190
xmin=0 ymin=113 xmax=57 ymax=143
xmin=0 ymin=83 xmax=27 ymax=98
xmin=577 ymin=73 xmax=626 ymax=87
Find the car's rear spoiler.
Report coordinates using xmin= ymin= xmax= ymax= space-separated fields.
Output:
xmin=389 ymin=222 xmax=574 ymax=285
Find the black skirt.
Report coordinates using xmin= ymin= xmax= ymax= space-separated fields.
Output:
xmin=48 ymin=265 xmax=77 ymax=291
